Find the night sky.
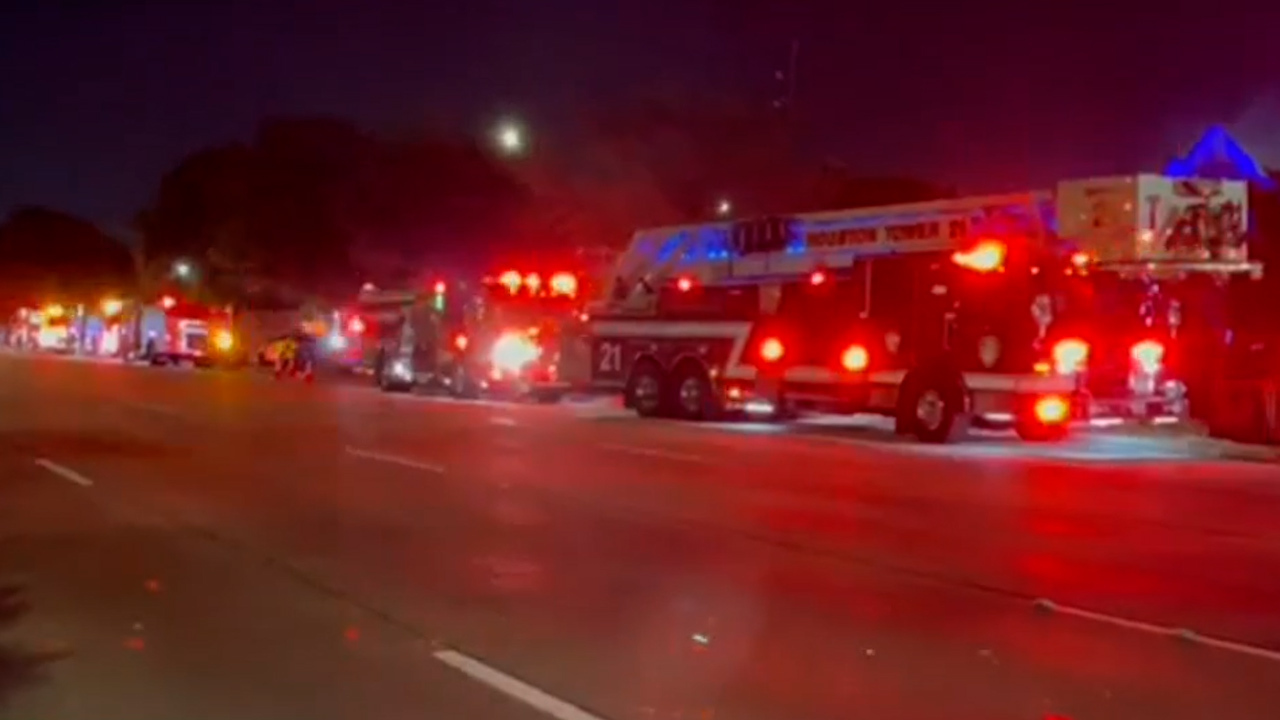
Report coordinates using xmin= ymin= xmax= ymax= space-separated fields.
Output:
xmin=2 ymin=1 xmax=1278 ymax=227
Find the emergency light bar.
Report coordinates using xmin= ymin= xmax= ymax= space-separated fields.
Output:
xmin=489 ymin=269 xmax=579 ymax=298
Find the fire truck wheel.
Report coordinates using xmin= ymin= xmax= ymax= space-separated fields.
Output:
xmin=668 ymin=361 xmax=717 ymax=421
xmin=899 ymin=371 xmax=970 ymax=444
xmin=626 ymin=360 xmax=665 ymax=418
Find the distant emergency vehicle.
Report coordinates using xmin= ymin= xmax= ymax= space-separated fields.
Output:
xmin=139 ymin=294 xmax=236 ymax=367
xmin=367 ymin=269 xmax=588 ymax=400
xmin=586 ymin=174 xmax=1258 ymax=442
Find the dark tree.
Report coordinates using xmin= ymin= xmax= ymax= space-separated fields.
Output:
xmin=140 ymin=117 xmax=532 ymax=302
xmin=0 ymin=206 xmax=133 ymax=311
xmin=805 ymin=162 xmax=956 ymax=211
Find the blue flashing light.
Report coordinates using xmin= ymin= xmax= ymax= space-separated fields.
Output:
xmin=1166 ymin=126 xmax=1274 ymax=190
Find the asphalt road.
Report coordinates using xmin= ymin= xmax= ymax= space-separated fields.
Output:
xmin=2 ymin=353 xmax=1280 ymax=719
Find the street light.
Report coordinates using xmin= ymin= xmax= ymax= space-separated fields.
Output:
xmin=716 ymin=198 xmax=732 ymax=217
xmin=101 ymin=298 xmax=123 ymax=317
xmin=172 ymin=260 xmax=193 ymax=279
xmin=494 ymin=120 xmax=525 ymax=155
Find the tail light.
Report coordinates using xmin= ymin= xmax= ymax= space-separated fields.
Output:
xmin=758 ymin=337 xmax=785 ymax=363
xmin=1033 ymin=395 xmax=1070 ymax=424
xmin=1051 ymin=338 xmax=1089 ymax=375
xmin=809 ymin=270 xmax=827 ymax=286
xmin=676 ymin=277 xmax=694 ymax=292
xmin=840 ymin=343 xmax=869 ymax=372
xmin=1131 ymin=340 xmax=1164 ymax=374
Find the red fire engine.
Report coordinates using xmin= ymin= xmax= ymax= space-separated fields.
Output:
xmin=369 ymin=269 xmax=586 ymax=400
xmin=586 ymin=174 xmax=1257 ymax=442
xmin=139 ymin=294 xmax=236 ymax=367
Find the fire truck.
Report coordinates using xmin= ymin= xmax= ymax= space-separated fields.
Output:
xmin=370 ymin=270 xmax=586 ymax=400
xmin=137 ymin=294 xmax=236 ymax=367
xmin=586 ymin=174 xmax=1257 ymax=442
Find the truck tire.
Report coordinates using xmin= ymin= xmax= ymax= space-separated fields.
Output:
xmin=667 ymin=360 xmax=718 ymax=421
xmin=899 ymin=369 xmax=969 ymax=443
xmin=625 ymin=359 xmax=665 ymax=418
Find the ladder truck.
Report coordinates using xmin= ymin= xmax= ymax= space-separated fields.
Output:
xmin=584 ymin=174 xmax=1257 ymax=442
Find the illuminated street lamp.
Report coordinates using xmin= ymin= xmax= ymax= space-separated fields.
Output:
xmin=101 ymin=298 xmax=124 ymax=317
xmin=494 ymin=120 xmax=526 ymax=155
xmin=172 ymin=259 xmax=193 ymax=279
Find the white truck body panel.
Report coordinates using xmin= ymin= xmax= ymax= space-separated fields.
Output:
xmin=1056 ymin=174 xmax=1248 ymax=266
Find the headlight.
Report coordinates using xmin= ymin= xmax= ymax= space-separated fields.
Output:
xmin=490 ymin=331 xmax=540 ymax=373
xmin=390 ymin=358 xmax=412 ymax=379
xmin=213 ymin=330 xmax=234 ymax=351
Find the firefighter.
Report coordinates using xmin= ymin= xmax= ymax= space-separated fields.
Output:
xmin=275 ymin=333 xmax=298 ymax=379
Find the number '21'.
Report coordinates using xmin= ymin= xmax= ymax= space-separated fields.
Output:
xmin=598 ymin=342 xmax=622 ymax=374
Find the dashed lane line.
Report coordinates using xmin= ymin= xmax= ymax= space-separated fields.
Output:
xmin=433 ymin=649 xmax=609 ymax=720
xmin=344 ymin=446 xmax=446 ymax=474
xmin=595 ymin=442 xmax=708 ymax=465
xmin=33 ymin=458 xmax=94 ymax=487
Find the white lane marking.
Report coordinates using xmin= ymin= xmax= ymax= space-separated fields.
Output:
xmin=34 ymin=458 xmax=94 ymax=487
xmin=433 ymin=649 xmax=608 ymax=720
xmin=345 ymin=447 xmax=445 ymax=474
xmin=491 ymin=416 xmax=518 ymax=427
xmin=1034 ymin=598 xmax=1280 ymax=663
xmin=596 ymin=443 xmax=707 ymax=464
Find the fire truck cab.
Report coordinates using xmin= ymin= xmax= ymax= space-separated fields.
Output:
xmin=587 ymin=174 xmax=1257 ymax=442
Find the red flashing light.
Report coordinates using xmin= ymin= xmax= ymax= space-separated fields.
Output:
xmin=809 ymin=270 xmax=827 ymax=286
xmin=454 ymin=333 xmax=469 ymax=351
xmin=840 ymin=343 xmax=869 ymax=372
xmin=1051 ymin=338 xmax=1089 ymax=375
xmin=524 ymin=273 xmax=542 ymax=292
xmin=1033 ymin=395 xmax=1070 ymax=425
xmin=498 ymin=270 xmax=522 ymax=293
xmin=676 ymin=277 xmax=694 ymax=292
xmin=759 ymin=337 xmax=785 ymax=363
xmin=348 ymin=316 xmax=366 ymax=335
xmin=549 ymin=272 xmax=578 ymax=297
xmin=433 ymin=280 xmax=446 ymax=294
xmin=952 ymin=239 xmax=1006 ymax=273
xmin=160 ymin=295 xmax=177 ymax=310
xmin=1131 ymin=340 xmax=1164 ymax=374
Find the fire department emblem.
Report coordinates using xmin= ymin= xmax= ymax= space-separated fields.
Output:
xmin=978 ymin=335 xmax=1001 ymax=368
